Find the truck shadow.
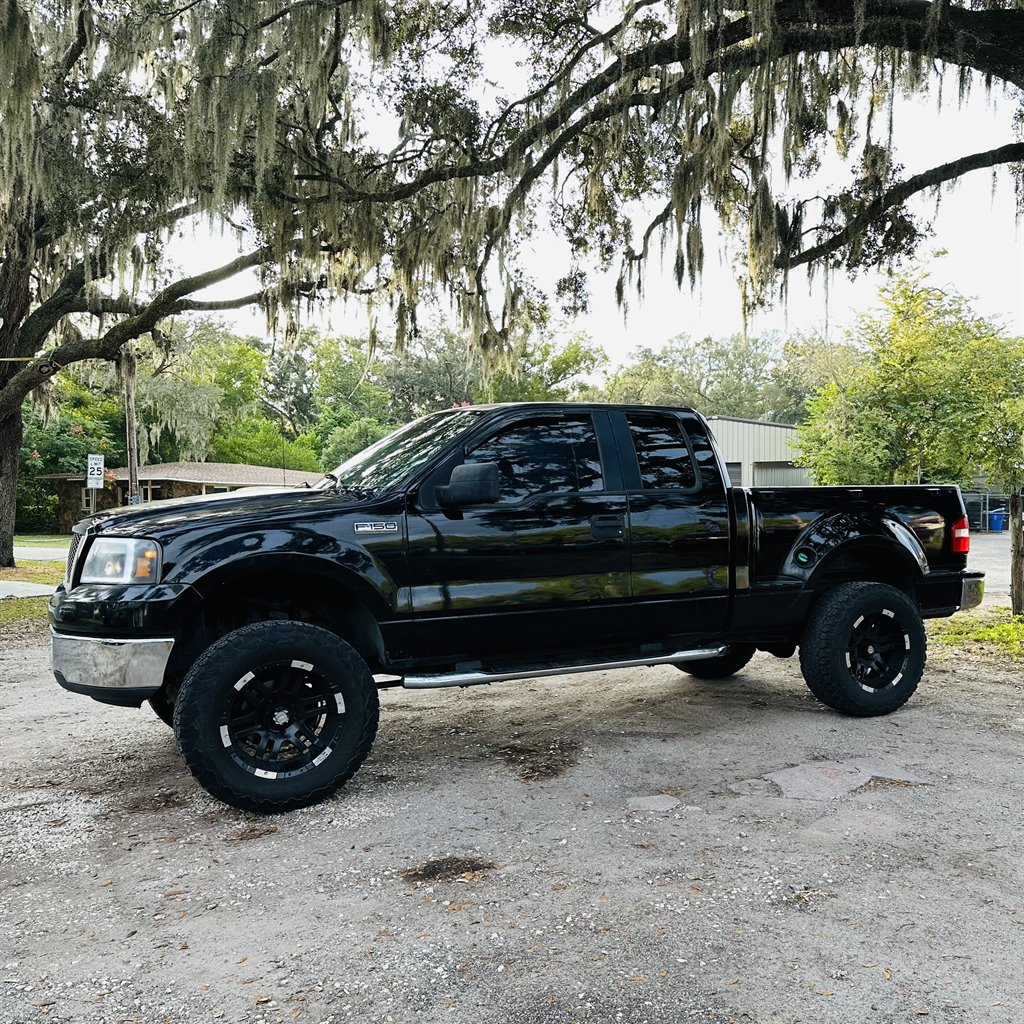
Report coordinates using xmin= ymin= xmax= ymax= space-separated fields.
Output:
xmin=46 ymin=655 xmax=936 ymax=821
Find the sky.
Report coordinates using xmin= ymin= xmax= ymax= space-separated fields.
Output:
xmin=171 ymin=79 xmax=1024 ymax=367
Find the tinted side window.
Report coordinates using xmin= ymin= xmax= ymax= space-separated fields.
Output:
xmin=626 ymin=413 xmax=697 ymax=490
xmin=466 ymin=417 xmax=604 ymax=503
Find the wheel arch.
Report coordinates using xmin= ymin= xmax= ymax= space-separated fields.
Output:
xmin=809 ymin=539 xmax=925 ymax=597
xmin=789 ymin=514 xmax=928 ymax=599
xmin=164 ymin=557 xmax=391 ymax=688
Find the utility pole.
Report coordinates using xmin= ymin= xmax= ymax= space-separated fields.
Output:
xmin=122 ymin=346 xmax=140 ymax=504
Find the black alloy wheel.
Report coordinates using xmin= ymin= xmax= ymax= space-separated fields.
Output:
xmin=799 ymin=582 xmax=926 ymax=717
xmin=845 ymin=611 xmax=911 ymax=691
xmin=173 ymin=621 xmax=379 ymax=812
xmin=223 ymin=659 xmax=345 ymax=780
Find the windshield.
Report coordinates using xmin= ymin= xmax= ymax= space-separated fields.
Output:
xmin=315 ymin=408 xmax=484 ymax=496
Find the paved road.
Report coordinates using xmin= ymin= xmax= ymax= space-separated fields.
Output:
xmin=13 ymin=545 xmax=68 ymax=562
xmin=966 ymin=530 xmax=1011 ymax=600
xmin=2 ymin=631 xmax=1022 ymax=1024
xmin=0 ymin=581 xmax=56 ymax=599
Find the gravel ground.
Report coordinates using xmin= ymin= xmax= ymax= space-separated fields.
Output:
xmin=2 ymin=634 xmax=1023 ymax=1024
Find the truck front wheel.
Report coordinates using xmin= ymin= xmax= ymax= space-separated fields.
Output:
xmin=173 ymin=621 xmax=379 ymax=813
xmin=799 ymin=582 xmax=926 ymax=717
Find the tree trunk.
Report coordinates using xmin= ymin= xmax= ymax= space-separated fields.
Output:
xmin=1010 ymin=490 xmax=1023 ymax=618
xmin=122 ymin=348 xmax=139 ymax=503
xmin=0 ymin=412 xmax=22 ymax=567
xmin=1 ymin=217 xmax=37 ymax=569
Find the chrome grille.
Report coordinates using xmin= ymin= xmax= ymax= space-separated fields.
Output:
xmin=65 ymin=532 xmax=84 ymax=585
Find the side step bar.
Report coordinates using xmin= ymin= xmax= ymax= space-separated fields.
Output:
xmin=403 ymin=646 xmax=727 ymax=689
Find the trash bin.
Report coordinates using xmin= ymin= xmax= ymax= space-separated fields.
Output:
xmin=988 ymin=509 xmax=1007 ymax=531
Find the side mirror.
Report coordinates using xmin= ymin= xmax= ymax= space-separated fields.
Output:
xmin=438 ymin=462 xmax=499 ymax=508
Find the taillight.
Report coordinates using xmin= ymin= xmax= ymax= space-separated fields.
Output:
xmin=951 ymin=515 xmax=970 ymax=554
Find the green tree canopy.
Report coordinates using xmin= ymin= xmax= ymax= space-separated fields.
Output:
xmin=585 ymin=331 xmax=849 ymax=421
xmin=794 ymin=275 xmax=1011 ymax=485
xmin=795 ymin=274 xmax=1024 ymax=610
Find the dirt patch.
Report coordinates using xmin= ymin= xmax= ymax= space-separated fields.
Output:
xmin=228 ymin=824 xmax=279 ymax=842
xmin=497 ymin=736 xmax=580 ymax=780
xmin=399 ymin=856 xmax=497 ymax=884
xmin=777 ymin=886 xmax=837 ymax=909
xmin=122 ymin=788 xmax=190 ymax=813
xmin=859 ymin=776 xmax=925 ymax=793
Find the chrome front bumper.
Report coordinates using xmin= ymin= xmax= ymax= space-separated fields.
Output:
xmin=961 ymin=576 xmax=985 ymax=611
xmin=51 ymin=628 xmax=174 ymax=700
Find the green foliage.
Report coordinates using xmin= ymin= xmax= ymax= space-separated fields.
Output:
xmin=17 ymin=380 xmax=127 ymax=532
xmin=477 ymin=334 xmax=607 ymax=404
xmin=320 ymin=419 xmax=394 ymax=470
xmin=766 ymin=335 xmax=866 ymax=425
xmin=795 ymin=274 xmax=1022 ymax=485
xmin=208 ymin=417 xmax=320 ymax=472
xmin=310 ymin=327 xmax=607 ymax=465
xmin=584 ymin=332 xmax=833 ymax=421
xmin=971 ymin=337 xmax=1024 ymax=496
xmin=131 ymin=320 xmax=267 ymax=462
xmin=311 ymin=337 xmax=395 ymax=428
xmin=929 ymin=607 xmax=1024 ymax=661
xmin=371 ymin=331 xmax=477 ymax=421
xmin=587 ymin=334 xmax=773 ymax=414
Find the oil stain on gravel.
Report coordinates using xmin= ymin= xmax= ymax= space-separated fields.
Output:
xmin=399 ymin=855 xmax=497 ymax=883
xmin=497 ymin=736 xmax=580 ymax=781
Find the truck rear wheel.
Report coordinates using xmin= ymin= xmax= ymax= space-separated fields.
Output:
xmin=675 ymin=644 xmax=755 ymax=679
xmin=173 ymin=621 xmax=379 ymax=813
xmin=799 ymin=582 xmax=925 ymax=717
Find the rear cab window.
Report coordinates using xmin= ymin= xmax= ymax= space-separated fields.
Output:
xmin=625 ymin=412 xmax=698 ymax=491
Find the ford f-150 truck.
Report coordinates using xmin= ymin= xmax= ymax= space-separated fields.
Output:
xmin=50 ymin=403 xmax=984 ymax=812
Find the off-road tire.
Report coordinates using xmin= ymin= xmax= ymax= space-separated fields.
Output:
xmin=675 ymin=644 xmax=756 ymax=679
xmin=799 ymin=582 xmax=926 ymax=717
xmin=173 ymin=621 xmax=379 ymax=813
xmin=148 ymin=686 xmax=176 ymax=727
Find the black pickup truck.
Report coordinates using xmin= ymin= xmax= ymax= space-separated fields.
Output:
xmin=50 ymin=403 xmax=983 ymax=812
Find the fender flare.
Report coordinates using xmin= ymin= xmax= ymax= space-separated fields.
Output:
xmin=781 ymin=512 xmax=929 ymax=586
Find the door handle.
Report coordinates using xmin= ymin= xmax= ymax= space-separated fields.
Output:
xmin=590 ymin=514 xmax=625 ymax=540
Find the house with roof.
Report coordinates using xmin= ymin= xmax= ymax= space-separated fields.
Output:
xmin=49 ymin=462 xmax=323 ymax=532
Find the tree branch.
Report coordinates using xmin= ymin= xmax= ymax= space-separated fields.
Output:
xmin=174 ymin=291 xmax=267 ymax=312
xmin=302 ymin=1 xmax=1024 ymax=206
xmin=0 ymin=247 xmax=272 ymax=421
xmin=17 ymin=201 xmax=201 ymax=354
xmin=55 ymin=3 xmax=90 ymax=81
xmin=776 ymin=141 xmax=1024 ymax=270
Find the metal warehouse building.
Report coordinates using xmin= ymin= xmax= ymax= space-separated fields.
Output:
xmin=705 ymin=416 xmax=812 ymax=488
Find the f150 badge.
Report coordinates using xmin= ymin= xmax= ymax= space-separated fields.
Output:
xmin=354 ymin=521 xmax=398 ymax=534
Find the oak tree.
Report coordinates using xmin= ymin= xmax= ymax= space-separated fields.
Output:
xmin=4 ymin=0 xmax=1023 ymax=563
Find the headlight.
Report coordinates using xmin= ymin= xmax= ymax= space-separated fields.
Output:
xmin=79 ymin=538 xmax=162 ymax=584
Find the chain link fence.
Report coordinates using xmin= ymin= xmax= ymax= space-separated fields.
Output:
xmin=962 ymin=491 xmax=1012 ymax=532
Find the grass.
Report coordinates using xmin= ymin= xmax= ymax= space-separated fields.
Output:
xmin=0 ymin=596 xmax=49 ymax=628
xmin=0 ymin=560 xmax=65 ymax=586
xmin=14 ymin=534 xmax=70 ymax=547
xmin=928 ymin=606 xmax=1024 ymax=661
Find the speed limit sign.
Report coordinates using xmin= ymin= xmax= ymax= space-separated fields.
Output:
xmin=86 ymin=453 xmax=105 ymax=490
